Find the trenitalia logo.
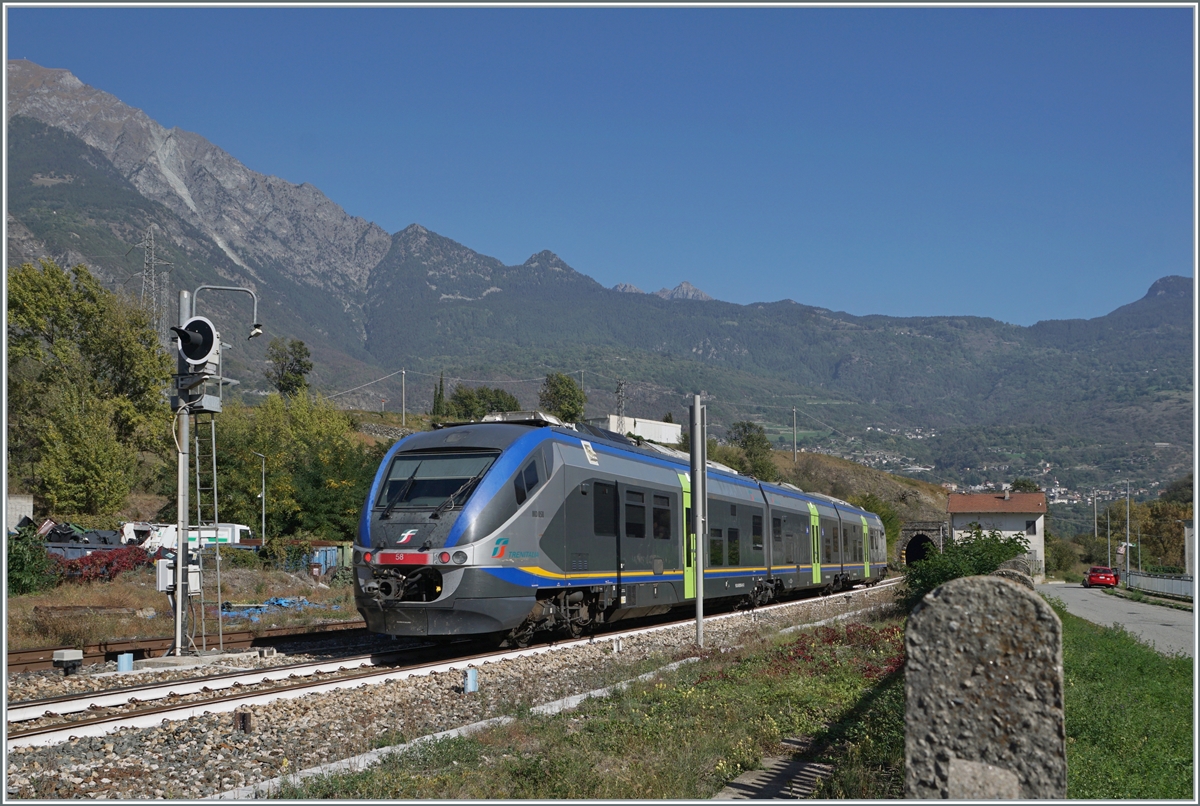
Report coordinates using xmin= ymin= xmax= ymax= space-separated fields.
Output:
xmin=398 ymin=529 xmax=419 ymax=544
xmin=492 ymin=537 xmax=509 ymax=558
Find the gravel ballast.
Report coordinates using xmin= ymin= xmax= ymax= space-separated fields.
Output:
xmin=6 ymin=585 xmax=896 ymax=799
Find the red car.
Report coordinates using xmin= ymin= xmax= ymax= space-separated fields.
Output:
xmin=1084 ymin=566 xmax=1118 ymax=588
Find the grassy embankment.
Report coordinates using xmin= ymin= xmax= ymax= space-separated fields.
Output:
xmin=276 ymin=598 xmax=1191 ymax=800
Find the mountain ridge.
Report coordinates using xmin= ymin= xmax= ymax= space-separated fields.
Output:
xmin=5 ymin=59 xmax=1192 ymax=491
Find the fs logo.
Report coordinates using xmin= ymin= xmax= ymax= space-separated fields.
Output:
xmin=491 ymin=537 xmax=510 ymax=558
xmin=397 ymin=529 xmax=419 ymax=544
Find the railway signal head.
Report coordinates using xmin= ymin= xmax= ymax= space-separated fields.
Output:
xmin=169 ymin=316 xmax=223 ymax=413
xmin=171 ymin=316 xmax=220 ymax=367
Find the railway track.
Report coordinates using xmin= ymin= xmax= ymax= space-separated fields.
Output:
xmin=6 ymin=619 xmax=368 ymax=673
xmin=8 ymin=646 xmax=425 ymax=723
xmin=6 ymin=582 xmax=900 ymax=752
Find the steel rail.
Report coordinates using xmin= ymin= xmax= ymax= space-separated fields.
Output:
xmin=8 ymin=646 xmax=426 ymax=723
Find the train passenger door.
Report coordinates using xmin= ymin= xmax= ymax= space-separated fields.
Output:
xmin=808 ymin=503 xmax=821 ymax=584
xmin=591 ymin=479 xmax=621 ymax=585
xmin=860 ymin=515 xmax=871 ymax=578
xmin=821 ymin=515 xmax=839 ymax=576
xmin=620 ymin=486 xmax=655 ymax=578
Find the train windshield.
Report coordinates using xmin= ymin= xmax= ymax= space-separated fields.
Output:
xmin=376 ymin=451 xmax=499 ymax=511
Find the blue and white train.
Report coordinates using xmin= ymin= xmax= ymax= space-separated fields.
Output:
xmin=354 ymin=412 xmax=887 ymax=645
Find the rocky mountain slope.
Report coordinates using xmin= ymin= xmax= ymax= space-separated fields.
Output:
xmin=5 ymin=59 xmax=1192 ymax=490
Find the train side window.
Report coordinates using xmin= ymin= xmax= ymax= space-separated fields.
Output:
xmin=515 ymin=461 xmax=540 ymax=506
xmin=625 ymin=490 xmax=646 ymax=538
xmin=727 ymin=527 xmax=741 ymax=566
xmin=652 ymin=495 xmax=671 ymax=540
xmin=594 ymin=482 xmax=618 ymax=537
xmin=772 ymin=517 xmax=782 ymax=544
xmin=730 ymin=504 xmax=737 ymax=517
xmin=709 ymin=529 xmax=725 ymax=566
xmin=751 ymin=516 xmax=763 ymax=551
xmin=514 ymin=461 xmax=539 ymax=506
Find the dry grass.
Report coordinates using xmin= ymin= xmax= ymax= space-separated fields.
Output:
xmin=773 ymin=450 xmax=947 ymax=522
xmin=7 ymin=564 xmax=359 ymax=650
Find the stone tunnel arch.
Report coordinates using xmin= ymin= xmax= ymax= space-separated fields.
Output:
xmin=905 ymin=534 xmax=936 ymax=564
xmin=898 ymin=521 xmax=948 ymax=566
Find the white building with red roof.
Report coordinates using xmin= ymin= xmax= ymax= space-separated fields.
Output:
xmin=948 ymin=491 xmax=1048 ymax=582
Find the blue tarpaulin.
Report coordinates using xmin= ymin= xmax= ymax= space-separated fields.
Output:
xmin=219 ymin=597 xmax=339 ymax=621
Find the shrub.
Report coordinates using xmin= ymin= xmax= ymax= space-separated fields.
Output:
xmin=54 ymin=545 xmax=152 ymax=583
xmin=7 ymin=525 xmax=59 ymax=595
xmin=1045 ymin=531 xmax=1078 ymax=575
xmin=216 ymin=544 xmax=263 ymax=569
xmin=328 ymin=566 xmax=356 ymax=588
xmin=901 ymin=527 xmax=1029 ymax=610
xmin=261 ymin=531 xmax=315 ymax=571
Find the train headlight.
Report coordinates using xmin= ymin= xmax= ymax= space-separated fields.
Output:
xmin=452 ymin=551 xmax=468 ymax=565
xmin=363 ymin=552 xmax=373 ymax=564
xmin=438 ymin=551 xmax=451 ymax=564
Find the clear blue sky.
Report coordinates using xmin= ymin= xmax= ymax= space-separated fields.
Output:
xmin=6 ymin=6 xmax=1194 ymax=325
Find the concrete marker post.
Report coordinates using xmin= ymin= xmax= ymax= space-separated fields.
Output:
xmin=904 ymin=574 xmax=1066 ymax=798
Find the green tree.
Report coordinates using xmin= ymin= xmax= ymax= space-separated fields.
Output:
xmin=729 ymin=421 xmax=777 ymax=481
xmin=430 ymin=373 xmax=448 ymax=418
xmin=447 ymin=384 xmax=520 ymax=420
xmin=1010 ymin=477 xmax=1040 ymax=492
xmin=39 ymin=390 xmax=136 ymax=516
xmin=263 ymin=338 xmax=313 ymax=396
xmin=1044 ymin=529 xmax=1078 ymax=575
xmin=538 ymin=372 xmax=586 ymax=422
xmin=7 ymin=260 xmax=170 ymax=516
xmin=194 ymin=393 xmax=384 ymax=546
xmin=1159 ymin=472 xmax=1193 ymax=504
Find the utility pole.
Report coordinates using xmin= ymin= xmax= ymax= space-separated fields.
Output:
xmin=401 ymin=370 xmax=406 ymax=427
xmin=792 ymin=406 xmax=797 ymax=463
xmin=174 ymin=291 xmax=191 ymax=656
xmin=690 ymin=394 xmax=707 ymax=648
xmin=1125 ymin=481 xmax=1131 ymax=582
xmin=252 ymin=452 xmax=266 ymax=550
xmin=1107 ymin=510 xmax=1111 ymax=569
xmin=1093 ymin=489 xmax=1098 ymax=559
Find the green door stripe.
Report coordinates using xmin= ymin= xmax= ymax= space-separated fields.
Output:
xmin=678 ymin=473 xmax=695 ymax=600
xmin=860 ymin=514 xmax=870 ymax=577
xmin=807 ymin=502 xmax=820 ymax=584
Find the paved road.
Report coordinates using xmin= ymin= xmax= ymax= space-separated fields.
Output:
xmin=1036 ymin=582 xmax=1194 ymax=658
